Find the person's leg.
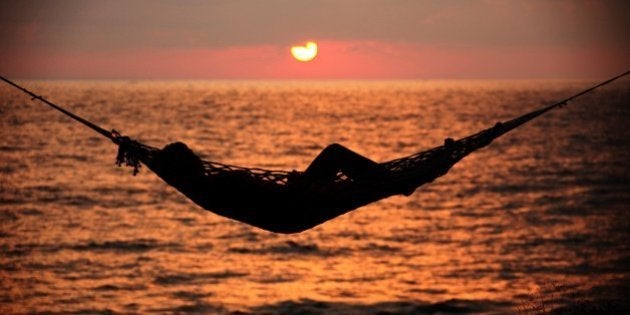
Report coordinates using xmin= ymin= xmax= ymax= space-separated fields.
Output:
xmin=303 ymin=143 xmax=387 ymax=183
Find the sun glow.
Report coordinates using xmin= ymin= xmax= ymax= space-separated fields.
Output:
xmin=290 ymin=41 xmax=318 ymax=62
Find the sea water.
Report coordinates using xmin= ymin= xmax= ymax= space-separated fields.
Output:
xmin=1 ymin=79 xmax=629 ymax=314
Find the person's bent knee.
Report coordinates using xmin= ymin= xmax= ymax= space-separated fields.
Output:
xmin=324 ymin=143 xmax=345 ymax=153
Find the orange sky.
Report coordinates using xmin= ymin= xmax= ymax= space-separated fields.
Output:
xmin=1 ymin=1 xmax=628 ymax=79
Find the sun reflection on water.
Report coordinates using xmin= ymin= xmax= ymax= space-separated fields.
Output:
xmin=1 ymin=79 xmax=629 ymax=314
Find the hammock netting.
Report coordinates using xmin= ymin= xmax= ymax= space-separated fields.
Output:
xmin=2 ymin=71 xmax=627 ymax=233
xmin=113 ymin=103 xmax=557 ymax=233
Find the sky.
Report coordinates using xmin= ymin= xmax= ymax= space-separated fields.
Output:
xmin=0 ymin=0 xmax=628 ymax=79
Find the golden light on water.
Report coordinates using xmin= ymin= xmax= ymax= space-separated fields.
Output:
xmin=290 ymin=41 xmax=318 ymax=62
xmin=1 ymin=80 xmax=628 ymax=313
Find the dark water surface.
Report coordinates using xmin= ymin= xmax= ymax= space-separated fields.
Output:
xmin=1 ymin=80 xmax=629 ymax=314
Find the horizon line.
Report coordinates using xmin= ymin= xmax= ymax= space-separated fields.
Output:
xmin=2 ymin=75 xmax=618 ymax=82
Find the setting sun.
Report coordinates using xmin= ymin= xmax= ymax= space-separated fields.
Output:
xmin=290 ymin=41 xmax=318 ymax=62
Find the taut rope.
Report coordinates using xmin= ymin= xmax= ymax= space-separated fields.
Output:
xmin=0 ymin=76 xmax=117 ymax=142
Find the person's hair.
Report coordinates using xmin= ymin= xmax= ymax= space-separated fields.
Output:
xmin=157 ymin=142 xmax=205 ymax=176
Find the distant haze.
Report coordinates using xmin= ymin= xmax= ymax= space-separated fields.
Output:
xmin=1 ymin=0 xmax=628 ymax=79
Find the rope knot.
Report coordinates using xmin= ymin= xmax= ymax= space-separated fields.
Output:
xmin=113 ymin=130 xmax=142 ymax=175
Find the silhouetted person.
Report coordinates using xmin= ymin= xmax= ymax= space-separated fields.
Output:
xmin=154 ymin=142 xmax=390 ymax=191
xmin=148 ymin=142 xmax=398 ymax=233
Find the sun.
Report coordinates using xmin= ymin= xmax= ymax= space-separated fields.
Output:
xmin=291 ymin=41 xmax=318 ymax=62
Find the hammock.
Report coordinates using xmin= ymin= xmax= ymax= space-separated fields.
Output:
xmin=1 ymin=72 xmax=628 ymax=233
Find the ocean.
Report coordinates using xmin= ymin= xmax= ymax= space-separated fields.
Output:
xmin=1 ymin=79 xmax=629 ymax=314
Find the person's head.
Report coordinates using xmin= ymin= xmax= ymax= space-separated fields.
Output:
xmin=157 ymin=142 xmax=205 ymax=176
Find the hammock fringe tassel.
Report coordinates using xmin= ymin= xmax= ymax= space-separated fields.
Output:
xmin=113 ymin=132 xmax=142 ymax=175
